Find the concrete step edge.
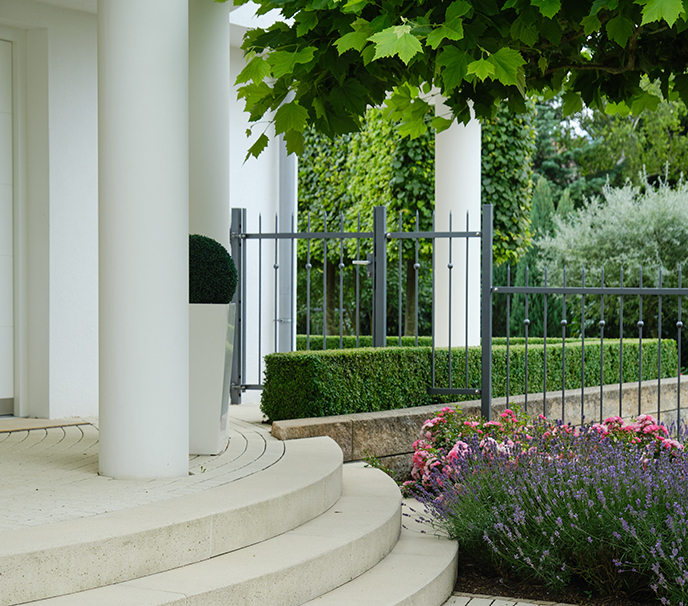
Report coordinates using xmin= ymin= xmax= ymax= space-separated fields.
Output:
xmin=300 ymin=499 xmax=458 ymax=606
xmin=29 ymin=463 xmax=402 ymax=606
xmin=1 ymin=436 xmax=343 ymax=606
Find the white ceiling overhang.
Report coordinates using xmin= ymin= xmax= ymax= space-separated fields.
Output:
xmin=35 ymin=0 xmax=248 ymax=14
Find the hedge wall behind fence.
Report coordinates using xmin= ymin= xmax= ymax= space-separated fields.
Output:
xmin=261 ymin=340 xmax=678 ymax=421
xmin=295 ymin=335 xmax=580 ymax=350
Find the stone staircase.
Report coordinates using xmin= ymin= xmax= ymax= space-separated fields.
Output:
xmin=0 ymin=412 xmax=457 ymax=606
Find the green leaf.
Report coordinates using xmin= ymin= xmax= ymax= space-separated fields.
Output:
xmin=335 ymin=31 xmax=370 ymax=54
xmin=313 ymin=97 xmax=327 ymax=120
xmin=431 ymin=115 xmax=454 ymax=132
xmin=581 ymin=13 xmax=602 ymax=34
xmin=284 ymin=129 xmax=304 ymax=156
xmin=237 ymin=81 xmax=272 ymax=106
xmin=437 ymin=47 xmax=469 ymax=89
xmin=268 ymin=47 xmax=316 ymax=79
xmin=245 ymin=133 xmax=269 ymax=161
xmin=630 ymin=89 xmax=662 ymax=114
xmin=530 ymin=0 xmax=561 ymax=18
xmin=605 ymin=99 xmax=631 ymax=116
xmin=362 ymin=45 xmax=376 ymax=65
xmin=274 ymin=101 xmax=309 ymax=135
xmin=446 ymin=0 xmax=471 ymax=20
xmin=510 ymin=18 xmax=539 ymax=45
xmin=329 ymin=79 xmax=369 ymax=115
xmin=487 ymin=48 xmax=526 ymax=87
xmin=467 ymin=58 xmax=495 ymax=81
xmin=296 ymin=11 xmax=318 ymax=36
xmin=538 ymin=55 xmax=548 ymax=74
xmin=370 ymin=25 xmax=423 ymax=65
xmin=397 ymin=119 xmax=428 ymax=139
xmin=562 ymin=91 xmax=583 ymax=115
xmin=235 ymin=56 xmax=271 ymax=85
xmin=590 ymin=0 xmax=619 ymax=13
xmin=638 ymin=0 xmax=685 ymax=26
xmin=426 ymin=22 xmax=464 ymax=49
xmin=606 ymin=15 xmax=635 ymax=46
xmin=342 ymin=0 xmax=369 ymax=12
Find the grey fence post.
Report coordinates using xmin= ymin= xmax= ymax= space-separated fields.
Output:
xmin=372 ymin=206 xmax=387 ymax=347
xmin=481 ymin=204 xmax=493 ymax=420
xmin=230 ymin=208 xmax=246 ymax=404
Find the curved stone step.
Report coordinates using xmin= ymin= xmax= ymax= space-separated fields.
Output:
xmin=0 ymin=434 xmax=343 ymax=605
xmin=31 ymin=463 xmax=401 ymax=606
xmin=301 ymin=499 xmax=458 ymax=606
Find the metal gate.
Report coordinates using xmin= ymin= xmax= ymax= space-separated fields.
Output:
xmin=229 ymin=204 xmax=494 ymax=418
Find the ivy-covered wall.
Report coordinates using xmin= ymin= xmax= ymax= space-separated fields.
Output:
xmin=297 ymin=104 xmax=536 ymax=337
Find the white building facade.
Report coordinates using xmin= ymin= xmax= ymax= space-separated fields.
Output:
xmin=0 ymin=0 xmax=293 ymax=477
xmin=0 ymin=0 xmax=480 ymax=478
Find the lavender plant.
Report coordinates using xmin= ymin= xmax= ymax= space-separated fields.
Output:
xmin=409 ymin=408 xmax=688 ymax=605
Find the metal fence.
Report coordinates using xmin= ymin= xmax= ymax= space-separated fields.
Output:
xmin=230 ymin=203 xmax=688 ymax=425
xmin=494 ymin=263 xmax=688 ymax=425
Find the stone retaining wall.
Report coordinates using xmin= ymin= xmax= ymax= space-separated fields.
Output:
xmin=270 ymin=376 xmax=688 ymax=480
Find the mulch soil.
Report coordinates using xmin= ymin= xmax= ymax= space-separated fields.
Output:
xmin=454 ymin=551 xmax=661 ymax=606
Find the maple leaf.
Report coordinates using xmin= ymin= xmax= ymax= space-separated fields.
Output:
xmin=370 ymin=25 xmax=423 ymax=65
xmin=637 ymin=0 xmax=685 ymax=26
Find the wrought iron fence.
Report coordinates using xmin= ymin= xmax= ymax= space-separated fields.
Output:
xmin=230 ymin=203 xmax=688 ymax=427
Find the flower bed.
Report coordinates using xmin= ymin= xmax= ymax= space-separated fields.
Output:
xmin=406 ymin=407 xmax=688 ymax=605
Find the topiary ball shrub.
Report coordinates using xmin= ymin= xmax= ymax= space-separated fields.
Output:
xmin=189 ymin=234 xmax=238 ymax=304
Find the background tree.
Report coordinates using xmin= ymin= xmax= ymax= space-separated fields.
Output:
xmin=231 ymin=0 xmax=688 ymax=150
xmin=535 ymin=177 xmax=688 ymax=368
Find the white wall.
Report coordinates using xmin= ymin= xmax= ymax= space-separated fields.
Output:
xmin=229 ymin=22 xmax=281 ymax=402
xmin=0 ymin=0 xmax=98 ymax=418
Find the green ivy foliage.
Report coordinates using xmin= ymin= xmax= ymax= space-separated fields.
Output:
xmin=481 ymin=102 xmax=537 ymax=264
xmin=299 ymin=104 xmax=536 ymax=267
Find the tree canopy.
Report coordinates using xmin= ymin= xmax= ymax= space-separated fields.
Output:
xmin=223 ymin=0 xmax=688 ymax=157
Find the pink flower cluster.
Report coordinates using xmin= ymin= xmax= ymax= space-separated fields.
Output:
xmin=405 ymin=408 xmax=684 ymax=492
xmin=590 ymin=414 xmax=684 ymax=452
xmin=409 ymin=407 xmax=531 ymax=486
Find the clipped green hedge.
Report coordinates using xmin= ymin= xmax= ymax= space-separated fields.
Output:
xmin=261 ymin=340 xmax=678 ymax=421
xmin=295 ymin=335 xmax=578 ymax=350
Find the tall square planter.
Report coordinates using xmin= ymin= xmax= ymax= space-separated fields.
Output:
xmin=189 ymin=303 xmax=236 ymax=455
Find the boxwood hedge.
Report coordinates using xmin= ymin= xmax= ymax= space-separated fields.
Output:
xmin=261 ymin=340 xmax=677 ymax=422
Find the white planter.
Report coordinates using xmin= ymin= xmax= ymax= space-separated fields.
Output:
xmin=189 ymin=302 xmax=236 ymax=455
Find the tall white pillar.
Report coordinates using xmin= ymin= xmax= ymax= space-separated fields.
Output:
xmin=434 ymin=102 xmax=481 ymax=349
xmin=98 ymin=0 xmax=189 ymax=478
xmin=278 ymin=136 xmax=297 ymax=352
xmin=189 ymin=0 xmax=230 ymax=248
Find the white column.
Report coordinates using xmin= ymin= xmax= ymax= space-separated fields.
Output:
xmin=98 ymin=0 xmax=189 ymax=478
xmin=434 ymin=101 xmax=481 ymax=348
xmin=278 ymin=136 xmax=297 ymax=352
xmin=0 ymin=40 xmax=13 ymax=412
xmin=189 ymin=0 xmax=230 ymax=248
